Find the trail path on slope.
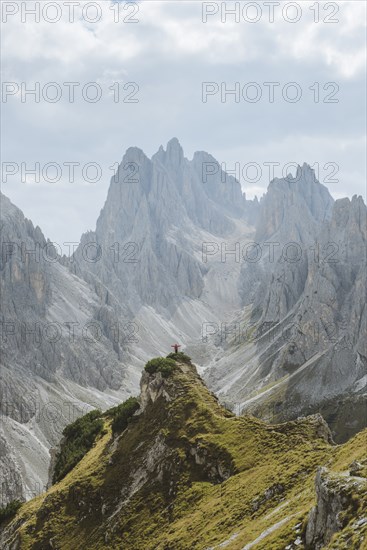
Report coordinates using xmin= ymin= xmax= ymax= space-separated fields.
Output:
xmin=241 ymin=513 xmax=297 ymax=549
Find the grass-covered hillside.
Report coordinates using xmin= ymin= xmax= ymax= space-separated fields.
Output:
xmin=1 ymin=355 xmax=366 ymax=549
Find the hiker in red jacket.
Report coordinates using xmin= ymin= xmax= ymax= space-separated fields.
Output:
xmin=171 ymin=343 xmax=181 ymax=354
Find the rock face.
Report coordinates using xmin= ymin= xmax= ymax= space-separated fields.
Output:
xmin=255 ymin=163 xmax=334 ymax=243
xmin=73 ymin=138 xmax=247 ymax=313
xmin=206 ymin=167 xmax=366 ymax=442
xmin=0 ymin=194 xmax=136 ymax=505
xmin=140 ymin=370 xmax=172 ymax=411
xmin=305 ymin=466 xmax=367 ymax=549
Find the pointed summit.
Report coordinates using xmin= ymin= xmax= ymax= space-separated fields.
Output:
xmin=152 ymin=138 xmax=184 ymax=167
xmin=295 ymin=162 xmax=317 ymax=183
xmin=166 ymin=136 xmax=181 ymax=149
xmin=165 ymin=137 xmax=184 ymax=165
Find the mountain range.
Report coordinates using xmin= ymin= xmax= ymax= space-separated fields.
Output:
xmin=0 ymin=138 xmax=366 ymax=509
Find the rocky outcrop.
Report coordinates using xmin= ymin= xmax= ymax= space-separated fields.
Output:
xmin=350 ymin=459 xmax=367 ymax=478
xmin=273 ymin=414 xmax=334 ymax=445
xmin=139 ymin=370 xmax=172 ymax=410
xmin=305 ymin=466 xmax=367 ymax=549
xmin=188 ymin=440 xmax=235 ymax=483
xmin=0 ymin=435 xmax=23 ymax=508
xmin=251 ymin=483 xmax=285 ymax=512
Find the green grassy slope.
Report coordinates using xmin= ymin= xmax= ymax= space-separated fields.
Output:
xmin=1 ymin=356 xmax=366 ymax=550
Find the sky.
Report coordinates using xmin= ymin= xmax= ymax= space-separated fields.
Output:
xmin=1 ymin=0 xmax=366 ymax=246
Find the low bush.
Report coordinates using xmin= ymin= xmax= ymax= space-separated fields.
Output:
xmin=53 ymin=409 xmax=104 ymax=483
xmin=144 ymin=357 xmax=177 ymax=378
xmin=166 ymin=351 xmax=192 ymax=364
xmin=110 ymin=397 xmax=140 ymax=434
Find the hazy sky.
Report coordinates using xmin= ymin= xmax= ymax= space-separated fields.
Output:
xmin=1 ymin=0 xmax=366 ymax=245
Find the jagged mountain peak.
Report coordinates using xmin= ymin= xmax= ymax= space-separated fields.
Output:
xmin=256 ymin=163 xmax=334 ymax=242
xmin=166 ymin=136 xmax=183 ymax=153
xmin=334 ymin=193 xmax=366 ymax=211
xmin=0 ymin=192 xmax=17 ymax=218
xmin=124 ymin=145 xmax=149 ymax=162
xmin=154 ymin=142 xmax=257 ymax=230
xmin=331 ymin=194 xmax=366 ymax=229
xmin=152 ymin=137 xmax=185 ymax=166
xmin=75 ymin=139 xmax=250 ymax=312
xmin=191 ymin=149 xmax=217 ymax=163
xmin=295 ymin=161 xmax=316 ymax=179
xmin=267 ymin=162 xmax=330 ymax=197
xmin=0 ymin=193 xmax=42 ymax=239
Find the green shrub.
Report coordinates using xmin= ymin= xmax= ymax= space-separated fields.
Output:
xmin=0 ymin=500 xmax=23 ymax=525
xmin=53 ymin=409 xmax=104 ymax=484
xmin=144 ymin=358 xmax=161 ymax=375
xmin=110 ymin=397 xmax=140 ymax=435
xmin=159 ymin=360 xmax=176 ymax=378
xmin=166 ymin=351 xmax=192 ymax=364
xmin=144 ymin=357 xmax=177 ymax=378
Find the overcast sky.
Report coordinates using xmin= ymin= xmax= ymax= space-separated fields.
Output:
xmin=1 ymin=0 xmax=366 ymax=245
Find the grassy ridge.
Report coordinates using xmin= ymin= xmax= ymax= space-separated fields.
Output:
xmin=3 ymin=357 xmax=366 ymax=549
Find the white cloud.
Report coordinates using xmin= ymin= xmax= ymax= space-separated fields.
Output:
xmin=1 ymin=0 xmax=366 ymax=243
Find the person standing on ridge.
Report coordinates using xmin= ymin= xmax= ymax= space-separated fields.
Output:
xmin=171 ymin=343 xmax=181 ymax=354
